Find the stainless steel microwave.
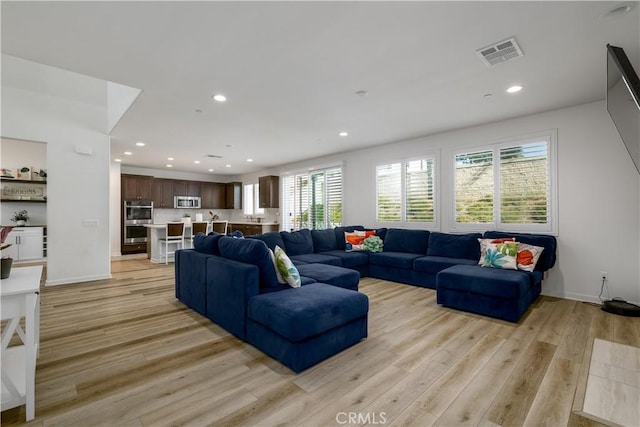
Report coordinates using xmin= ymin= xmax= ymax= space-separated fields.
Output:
xmin=174 ymin=196 xmax=201 ymax=209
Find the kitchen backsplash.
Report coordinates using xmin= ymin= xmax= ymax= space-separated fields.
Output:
xmin=153 ymin=208 xmax=280 ymax=224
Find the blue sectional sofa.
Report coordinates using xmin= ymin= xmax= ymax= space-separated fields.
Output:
xmin=175 ymin=226 xmax=557 ymax=370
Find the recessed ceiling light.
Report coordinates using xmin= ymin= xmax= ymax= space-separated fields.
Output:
xmin=339 ymin=132 xmax=349 ymax=137
xmin=208 ymin=169 xmax=214 ymax=172
xmin=247 ymin=158 xmax=254 ymax=162
xmin=225 ymin=164 xmax=231 ymax=168
xmin=168 ymin=157 xmax=174 ymax=161
xmin=166 ymin=164 xmax=173 ymax=168
xmin=114 ymin=158 xmax=122 ymax=162
xmin=136 ymin=142 xmax=145 ymax=147
xmin=507 ymin=85 xmax=523 ymax=93
xmin=194 ymin=160 xmax=200 ymax=164
xmin=124 ymin=151 xmax=132 ymax=155
xmin=212 ymin=94 xmax=227 ymax=102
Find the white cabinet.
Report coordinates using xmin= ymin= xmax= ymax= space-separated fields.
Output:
xmin=6 ymin=228 xmax=44 ymax=261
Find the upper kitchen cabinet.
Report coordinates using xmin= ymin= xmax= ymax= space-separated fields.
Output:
xmin=225 ymin=182 xmax=243 ymax=209
xmin=153 ymin=178 xmax=174 ymax=208
xmin=122 ymin=174 xmax=154 ymax=201
xmin=173 ymin=180 xmax=201 ymax=197
xmin=201 ymin=182 xmax=225 ymax=209
xmin=259 ymin=175 xmax=279 ymax=208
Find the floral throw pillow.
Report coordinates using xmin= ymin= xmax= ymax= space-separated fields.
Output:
xmin=516 ymin=243 xmax=545 ymax=272
xmin=478 ymin=238 xmax=515 ymax=264
xmin=269 ymin=248 xmax=286 ymax=284
xmin=480 ymin=241 xmax=518 ymax=270
xmin=345 ymin=230 xmax=376 ymax=252
xmin=274 ymin=245 xmax=301 ymax=288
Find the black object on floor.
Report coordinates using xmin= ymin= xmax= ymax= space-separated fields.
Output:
xmin=601 ymin=299 xmax=640 ymax=317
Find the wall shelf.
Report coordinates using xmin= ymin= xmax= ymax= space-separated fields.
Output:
xmin=0 ymin=179 xmax=47 ymax=184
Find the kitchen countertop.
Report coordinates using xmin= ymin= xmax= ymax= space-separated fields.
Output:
xmin=228 ymin=222 xmax=279 ymax=226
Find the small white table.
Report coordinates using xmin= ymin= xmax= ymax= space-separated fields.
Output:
xmin=1 ymin=265 xmax=43 ymax=421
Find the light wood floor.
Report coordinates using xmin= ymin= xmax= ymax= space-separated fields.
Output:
xmin=2 ymin=259 xmax=640 ymax=427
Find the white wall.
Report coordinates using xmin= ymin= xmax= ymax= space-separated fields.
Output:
xmin=245 ymin=101 xmax=640 ymax=304
xmin=2 ymin=56 xmax=112 ymax=285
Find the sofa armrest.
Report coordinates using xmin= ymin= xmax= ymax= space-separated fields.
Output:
xmin=205 ymin=256 xmax=260 ymax=340
xmin=175 ymin=249 xmax=210 ymax=315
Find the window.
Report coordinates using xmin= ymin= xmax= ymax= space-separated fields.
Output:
xmin=281 ymin=167 xmax=342 ymax=231
xmin=243 ymin=183 xmax=264 ymax=216
xmin=376 ymin=157 xmax=436 ymax=224
xmin=454 ymin=132 xmax=555 ymax=232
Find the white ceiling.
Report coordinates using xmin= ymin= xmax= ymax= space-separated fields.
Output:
xmin=2 ymin=1 xmax=639 ymax=175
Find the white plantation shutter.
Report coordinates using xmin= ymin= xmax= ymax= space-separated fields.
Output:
xmin=376 ymin=163 xmax=402 ymax=221
xmin=281 ymin=175 xmax=295 ymax=232
xmin=454 ymin=132 xmax=554 ymax=232
xmin=281 ymin=167 xmax=343 ymax=231
xmin=405 ymin=159 xmax=435 ymax=222
xmin=500 ymin=141 xmax=548 ymax=225
xmin=455 ymin=150 xmax=494 ymax=224
xmin=326 ymin=168 xmax=343 ymax=228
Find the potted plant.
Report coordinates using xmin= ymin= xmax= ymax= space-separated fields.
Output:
xmin=1 ymin=226 xmax=14 ymax=279
xmin=181 ymin=213 xmax=191 ymax=224
xmin=11 ymin=210 xmax=29 ymax=226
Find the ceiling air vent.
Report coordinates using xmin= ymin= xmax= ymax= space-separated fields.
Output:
xmin=476 ymin=37 xmax=524 ymax=67
xmin=204 ymin=154 xmax=223 ymax=159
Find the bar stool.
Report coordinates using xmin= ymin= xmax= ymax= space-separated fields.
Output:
xmin=159 ymin=222 xmax=185 ymax=264
xmin=212 ymin=220 xmax=228 ymax=235
xmin=189 ymin=221 xmax=209 ymax=248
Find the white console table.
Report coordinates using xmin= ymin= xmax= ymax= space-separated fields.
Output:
xmin=1 ymin=265 xmax=43 ymax=421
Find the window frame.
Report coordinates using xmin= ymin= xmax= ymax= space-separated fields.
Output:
xmin=243 ymin=183 xmax=264 ymax=216
xmin=451 ymin=130 xmax=557 ymax=234
xmin=281 ymin=165 xmax=343 ymax=231
xmin=374 ymin=153 xmax=439 ymax=229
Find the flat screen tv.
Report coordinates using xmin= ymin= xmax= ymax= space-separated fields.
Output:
xmin=606 ymin=44 xmax=640 ymax=174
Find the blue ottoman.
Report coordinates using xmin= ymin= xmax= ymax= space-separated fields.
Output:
xmin=246 ymin=283 xmax=368 ymax=372
xmin=296 ymin=263 xmax=361 ymax=290
xmin=436 ymin=264 xmax=540 ymax=322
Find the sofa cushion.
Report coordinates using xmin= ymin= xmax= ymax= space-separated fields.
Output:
xmin=383 ymin=228 xmax=430 ymax=254
xmin=437 ymin=265 xmax=529 ymax=299
xmin=413 ymin=256 xmax=478 ymax=275
xmin=250 ymin=231 xmax=286 ymax=252
xmin=318 ymin=250 xmax=369 ymax=268
xmin=296 ymin=264 xmax=360 ymax=290
xmin=280 ymin=229 xmax=314 ymax=256
xmin=311 ymin=229 xmax=338 ymax=252
xmin=259 ymin=276 xmax=318 ymax=294
xmin=290 ymin=253 xmax=342 ymax=266
xmin=218 ymin=236 xmax=280 ymax=288
xmin=192 ymin=232 xmax=223 ymax=255
xmin=334 ymin=226 xmax=365 ymax=250
xmin=368 ymin=252 xmax=423 ymax=269
xmin=427 ymin=232 xmax=482 ymax=260
xmin=274 ymin=245 xmax=301 ymax=288
xmin=483 ymin=231 xmax=557 ymax=271
xmin=247 ymin=283 xmax=368 ymax=342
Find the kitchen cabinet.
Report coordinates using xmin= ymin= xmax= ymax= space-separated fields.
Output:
xmin=122 ymin=174 xmax=153 ymax=201
xmin=259 ymin=175 xmax=279 ymax=208
xmin=4 ymin=227 xmax=44 ymax=261
xmin=172 ymin=180 xmax=201 ymax=197
xmin=229 ymin=223 xmax=279 ymax=236
xmin=201 ymin=182 xmax=225 ymax=209
xmin=225 ymin=182 xmax=243 ymax=209
xmin=153 ymin=178 xmax=175 ymax=208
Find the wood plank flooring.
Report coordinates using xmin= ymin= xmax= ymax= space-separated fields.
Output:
xmin=2 ymin=259 xmax=639 ymax=426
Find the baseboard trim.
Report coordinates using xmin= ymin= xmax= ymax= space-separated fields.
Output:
xmin=46 ymin=274 xmax=112 ymax=286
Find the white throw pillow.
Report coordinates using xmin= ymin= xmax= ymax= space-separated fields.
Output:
xmin=274 ymin=245 xmax=301 ymax=288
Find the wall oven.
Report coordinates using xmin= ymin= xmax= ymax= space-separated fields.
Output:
xmin=124 ymin=201 xmax=153 ymax=244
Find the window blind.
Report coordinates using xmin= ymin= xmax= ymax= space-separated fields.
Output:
xmin=455 ymin=150 xmax=494 ymax=224
xmin=405 ymin=159 xmax=435 ymax=222
xmin=376 ymin=163 xmax=402 ymax=221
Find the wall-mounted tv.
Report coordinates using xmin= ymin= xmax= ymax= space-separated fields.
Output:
xmin=606 ymin=44 xmax=640 ymax=174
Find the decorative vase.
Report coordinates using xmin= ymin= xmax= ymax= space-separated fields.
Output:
xmin=1 ymin=258 xmax=13 ymax=279
xmin=16 ymin=220 xmax=25 ymax=227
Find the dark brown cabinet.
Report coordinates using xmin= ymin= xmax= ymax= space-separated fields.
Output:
xmin=153 ymin=178 xmax=174 ymax=208
xmin=229 ymin=223 xmax=279 ymax=236
xmin=122 ymin=174 xmax=154 ymax=201
xmin=259 ymin=175 xmax=279 ymax=208
xmin=172 ymin=180 xmax=201 ymax=197
xmin=225 ymin=182 xmax=243 ymax=209
xmin=201 ymin=182 xmax=225 ymax=209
